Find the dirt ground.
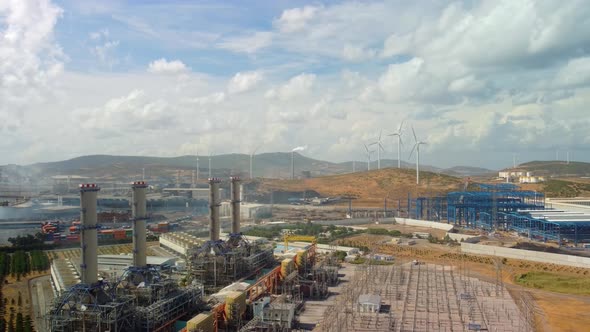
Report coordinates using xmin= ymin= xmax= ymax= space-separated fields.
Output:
xmin=258 ymin=168 xmax=462 ymax=207
xmin=2 ymin=271 xmax=49 ymax=323
xmin=338 ymin=234 xmax=590 ymax=332
xmin=359 ymin=222 xmax=450 ymax=239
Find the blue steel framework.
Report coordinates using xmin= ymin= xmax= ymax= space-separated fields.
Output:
xmin=499 ymin=212 xmax=590 ymax=245
xmin=446 ymin=190 xmax=544 ymax=227
xmin=413 ymin=183 xmax=590 ymax=244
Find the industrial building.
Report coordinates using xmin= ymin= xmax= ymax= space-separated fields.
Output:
xmin=411 ymin=183 xmax=590 ymax=245
xmin=47 ymin=182 xmax=202 ymax=331
xmin=47 ymin=177 xmax=339 ymax=331
xmin=187 ymin=177 xmax=275 ymax=293
xmin=220 ymin=201 xmax=271 ymax=220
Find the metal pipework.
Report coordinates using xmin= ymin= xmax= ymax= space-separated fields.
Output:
xmin=132 ymin=181 xmax=148 ymax=267
xmin=230 ymin=176 xmax=241 ymax=234
xmin=209 ymin=178 xmax=222 ymax=241
xmin=79 ymin=183 xmax=100 ymax=285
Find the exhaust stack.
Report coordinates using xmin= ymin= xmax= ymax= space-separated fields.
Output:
xmin=132 ymin=181 xmax=148 ymax=267
xmin=79 ymin=183 xmax=100 ymax=285
xmin=209 ymin=178 xmax=221 ymax=241
xmin=230 ymin=176 xmax=241 ymax=234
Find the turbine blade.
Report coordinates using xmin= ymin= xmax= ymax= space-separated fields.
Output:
xmin=412 ymin=126 xmax=417 ymax=142
xmin=409 ymin=143 xmax=417 ymax=159
xmin=379 ymin=129 xmax=382 ymax=141
xmin=398 ymin=120 xmax=404 ymax=133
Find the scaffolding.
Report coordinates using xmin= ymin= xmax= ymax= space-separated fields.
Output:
xmin=499 ymin=211 xmax=590 ymax=245
xmin=47 ymin=283 xmax=135 ymax=332
xmin=446 ymin=190 xmax=544 ymax=227
xmin=189 ymin=237 xmax=274 ymax=293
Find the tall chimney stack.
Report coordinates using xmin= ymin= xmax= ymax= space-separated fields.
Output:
xmin=208 ymin=178 xmax=221 ymax=241
xmin=230 ymin=176 xmax=241 ymax=234
xmin=132 ymin=181 xmax=148 ymax=267
xmin=79 ymin=183 xmax=100 ymax=285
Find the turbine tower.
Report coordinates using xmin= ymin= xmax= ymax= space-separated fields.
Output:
xmin=409 ymin=127 xmax=427 ymax=185
xmin=370 ymin=130 xmax=385 ymax=169
xmin=250 ymin=145 xmax=261 ymax=180
xmin=388 ymin=121 xmax=404 ymax=168
xmin=363 ymin=143 xmax=375 ymax=171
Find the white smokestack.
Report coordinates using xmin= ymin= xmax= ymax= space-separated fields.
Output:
xmin=209 ymin=178 xmax=221 ymax=241
xmin=79 ymin=183 xmax=100 ymax=285
xmin=230 ymin=176 xmax=241 ymax=234
xmin=132 ymin=181 xmax=148 ymax=267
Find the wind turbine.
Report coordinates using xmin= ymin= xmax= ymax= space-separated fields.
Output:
xmin=250 ymin=145 xmax=262 ymax=180
xmin=369 ymin=130 xmax=385 ymax=169
xmin=363 ymin=143 xmax=375 ymax=171
xmin=388 ymin=121 xmax=405 ymax=168
xmin=409 ymin=127 xmax=427 ymax=185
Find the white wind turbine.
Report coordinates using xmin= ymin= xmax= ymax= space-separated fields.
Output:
xmin=370 ymin=130 xmax=385 ymax=169
xmin=250 ymin=144 xmax=261 ymax=180
xmin=363 ymin=143 xmax=375 ymax=171
xmin=409 ymin=127 xmax=427 ymax=185
xmin=388 ymin=121 xmax=405 ymax=168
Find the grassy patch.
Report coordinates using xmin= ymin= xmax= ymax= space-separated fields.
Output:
xmin=515 ymin=271 xmax=590 ymax=295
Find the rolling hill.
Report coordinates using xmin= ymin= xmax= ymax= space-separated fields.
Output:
xmin=248 ymin=168 xmax=464 ymax=207
xmin=9 ymin=154 xmax=495 ymax=180
xmin=508 ymin=161 xmax=590 ymax=177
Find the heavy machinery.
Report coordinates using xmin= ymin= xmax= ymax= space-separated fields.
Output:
xmin=283 ymin=233 xmax=317 ymax=252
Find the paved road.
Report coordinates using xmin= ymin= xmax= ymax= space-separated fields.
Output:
xmin=30 ymin=275 xmax=53 ymax=331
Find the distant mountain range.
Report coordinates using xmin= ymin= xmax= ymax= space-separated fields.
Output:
xmin=2 ymin=153 xmax=497 ymax=181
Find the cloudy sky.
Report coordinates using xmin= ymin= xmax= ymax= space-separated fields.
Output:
xmin=1 ymin=0 xmax=590 ymax=169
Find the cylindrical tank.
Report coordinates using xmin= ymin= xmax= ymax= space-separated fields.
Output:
xmin=186 ymin=312 xmax=215 ymax=332
xmin=79 ymin=183 xmax=100 ymax=285
xmin=224 ymin=291 xmax=246 ymax=321
xmin=230 ymin=176 xmax=241 ymax=234
xmin=132 ymin=181 xmax=148 ymax=267
xmin=209 ymin=178 xmax=221 ymax=241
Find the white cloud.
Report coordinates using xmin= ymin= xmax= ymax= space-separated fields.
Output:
xmin=274 ymin=5 xmax=318 ymax=33
xmin=147 ymin=58 xmax=189 ymax=74
xmin=266 ymin=73 xmax=316 ymax=100
xmin=554 ymin=57 xmax=590 ymax=88
xmin=217 ymin=31 xmax=272 ymax=54
xmin=341 ymin=44 xmax=376 ymax=61
xmin=227 ymin=71 xmax=263 ymax=94
xmin=187 ymin=92 xmax=226 ymax=105
xmin=0 ymin=0 xmax=63 ymax=134
xmin=79 ymin=90 xmax=176 ymax=132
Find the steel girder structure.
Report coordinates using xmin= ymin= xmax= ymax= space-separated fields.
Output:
xmin=447 ymin=190 xmax=544 ymax=227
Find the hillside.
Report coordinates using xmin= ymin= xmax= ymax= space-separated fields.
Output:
xmin=6 ymin=154 xmax=495 ymax=181
xmin=521 ymin=179 xmax=590 ymax=198
xmin=25 ymin=153 xmax=343 ymax=179
xmin=250 ymin=168 xmax=464 ymax=207
xmin=511 ymin=161 xmax=590 ymax=177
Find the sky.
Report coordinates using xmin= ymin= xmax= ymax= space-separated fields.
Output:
xmin=1 ymin=0 xmax=590 ymax=169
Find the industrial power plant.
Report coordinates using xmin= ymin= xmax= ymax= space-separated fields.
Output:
xmin=45 ymin=177 xmax=339 ymax=331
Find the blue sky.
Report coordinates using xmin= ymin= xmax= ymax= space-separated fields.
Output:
xmin=1 ymin=0 xmax=590 ymax=169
